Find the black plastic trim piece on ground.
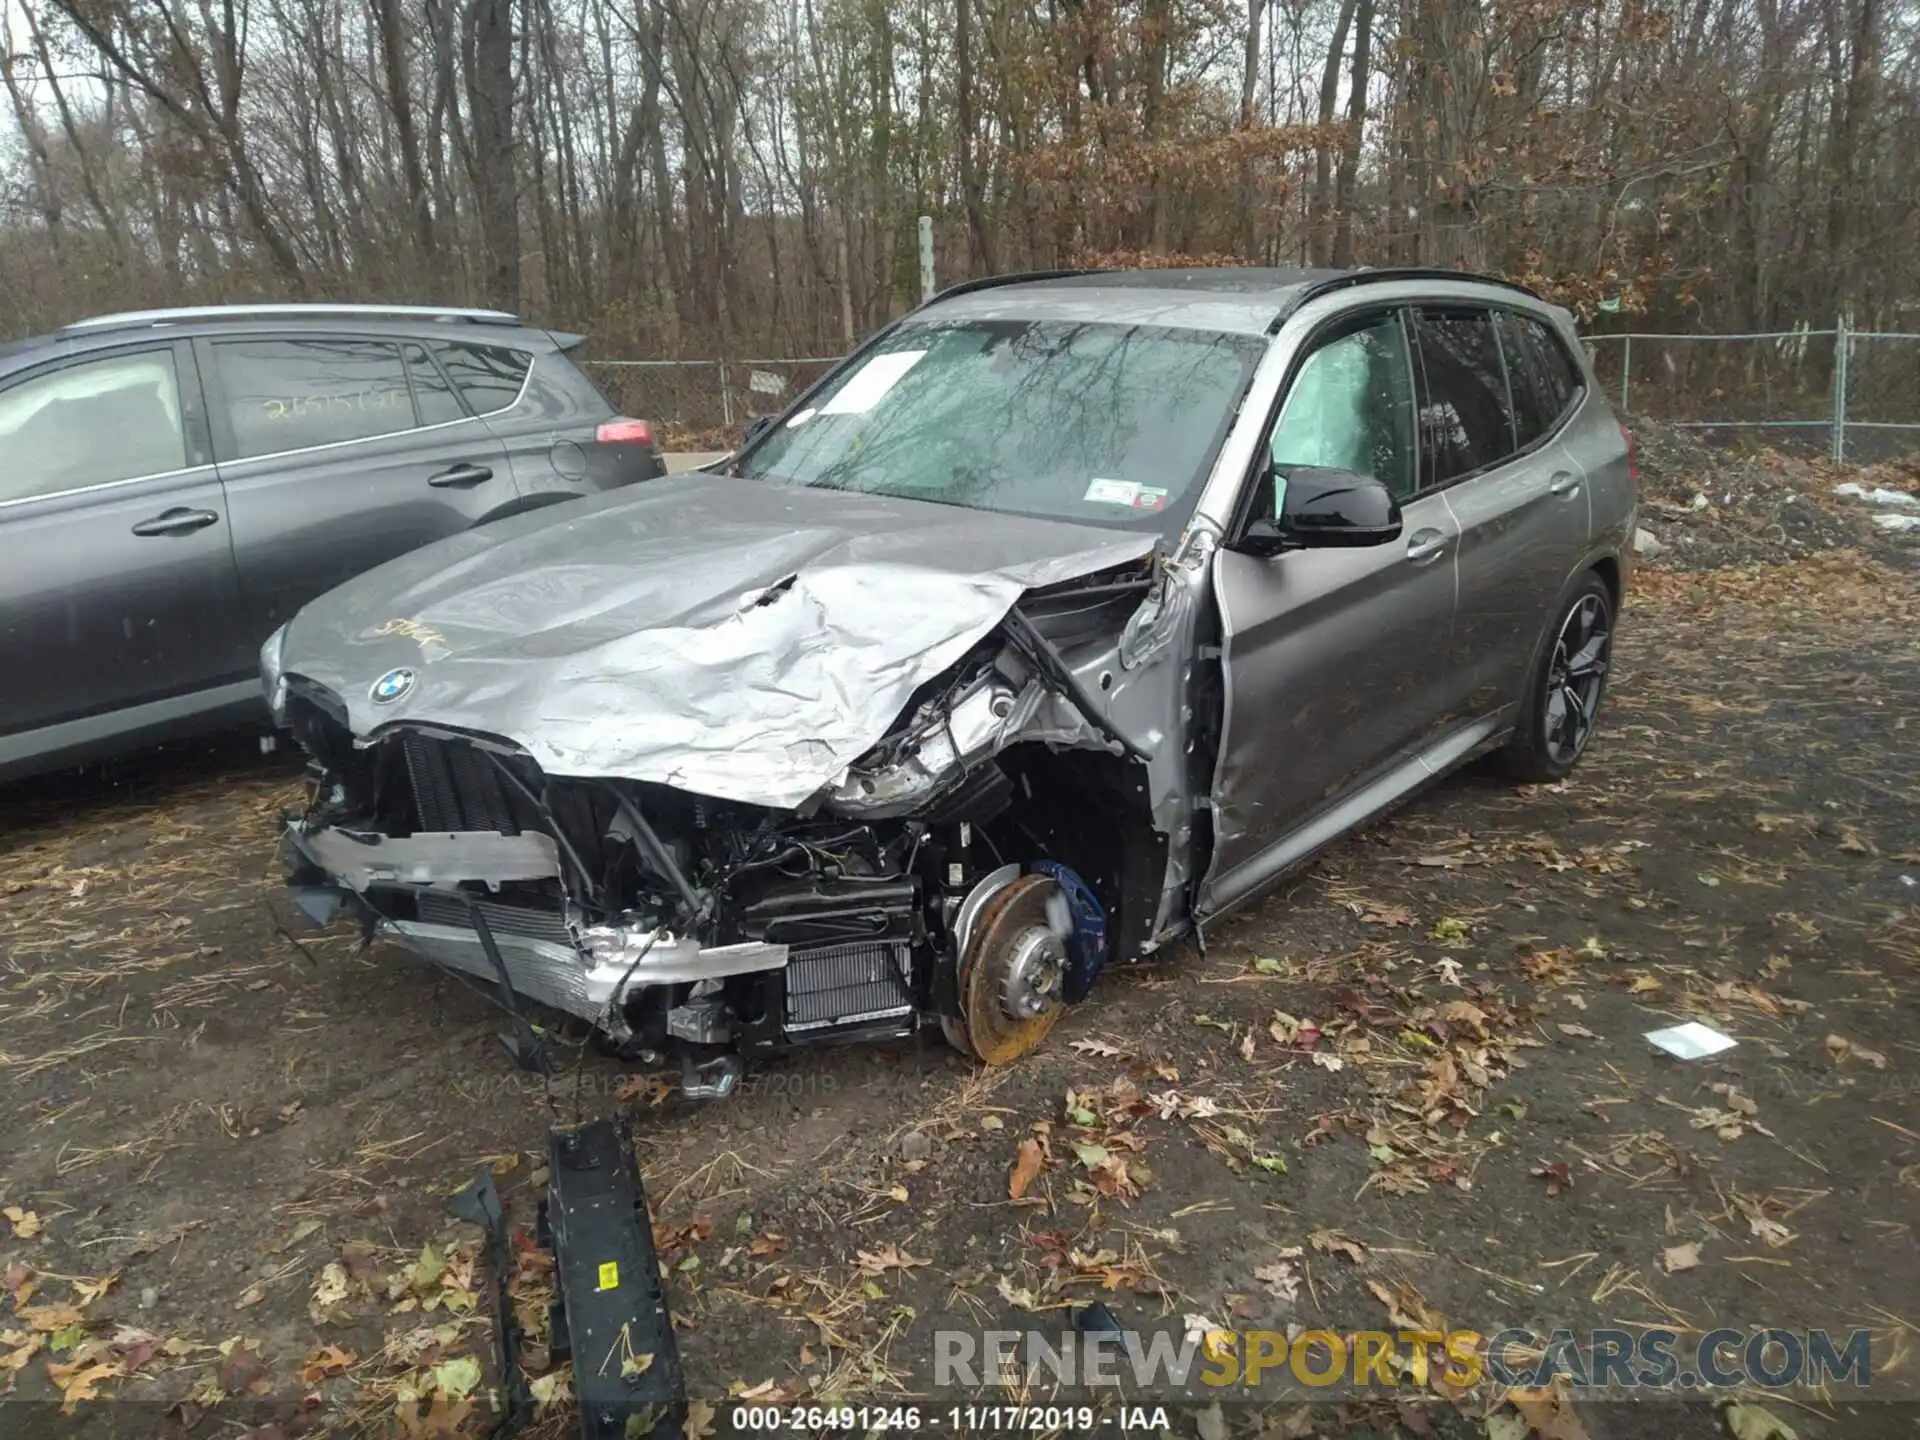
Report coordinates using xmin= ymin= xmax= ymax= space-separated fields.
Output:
xmin=544 ymin=1118 xmax=687 ymax=1439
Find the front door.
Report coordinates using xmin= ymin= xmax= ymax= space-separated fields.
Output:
xmin=1201 ymin=308 xmax=1459 ymax=915
xmin=0 ymin=340 xmax=252 ymax=751
xmin=199 ymin=333 xmax=517 ymax=638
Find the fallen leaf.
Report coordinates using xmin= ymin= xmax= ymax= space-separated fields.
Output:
xmin=46 ymin=1357 xmax=120 ymax=1412
xmin=1253 ymin=1249 xmax=1304 ymax=1303
xmin=1009 ymin=1138 xmax=1045 ymax=1201
xmin=1723 ymin=1401 xmax=1798 ymax=1440
xmin=529 ymin=1368 xmax=572 ymax=1407
xmin=1071 ymin=1141 xmax=1109 ymax=1169
xmin=1310 ymin=1052 xmax=1344 ymax=1072
xmin=1 ymin=1209 xmax=40 ymax=1240
xmin=1069 ymin=1039 xmax=1126 ymax=1058
xmin=621 ymin=1351 xmax=654 ymax=1378
xmin=854 ymin=1245 xmax=928 ymax=1275
xmin=1558 ymin=1023 xmax=1598 ymax=1039
xmin=1825 ymin=1034 xmax=1888 ymax=1069
xmin=1662 ymin=1242 xmax=1702 ymax=1273
xmin=71 ymin=1272 xmax=117 ymax=1307
xmin=1309 ymin=1229 xmax=1367 ymax=1264
xmin=310 ymin=1261 xmax=351 ymax=1322
xmin=431 ymin=1354 xmax=483 ymax=1400
xmin=271 ymin=1219 xmax=323 ymax=1254
xmin=1531 ymin=1162 xmax=1573 ymax=1197
xmin=1250 ymin=956 xmax=1286 ymax=975
xmin=298 ymin=1343 xmax=357 ymax=1384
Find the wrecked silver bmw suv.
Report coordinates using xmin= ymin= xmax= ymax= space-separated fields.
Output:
xmin=270 ymin=267 xmax=1635 ymax=1085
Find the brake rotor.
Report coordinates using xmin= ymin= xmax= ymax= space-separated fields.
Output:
xmin=959 ymin=873 xmax=1068 ymax=1066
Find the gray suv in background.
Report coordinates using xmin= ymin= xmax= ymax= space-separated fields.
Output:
xmin=0 ymin=303 xmax=663 ymax=782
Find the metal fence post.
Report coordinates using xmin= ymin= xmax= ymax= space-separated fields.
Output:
xmin=1620 ymin=335 xmax=1631 ymax=413
xmin=1830 ymin=315 xmax=1848 ymax=464
xmin=718 ymin=360 xmax=734 ymax=431
xmin=918 ymin=216 xmax=935 ymax=303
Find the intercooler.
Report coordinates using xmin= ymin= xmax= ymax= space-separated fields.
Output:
xmin=782 ymin=939 xmax=914 ymax=1033
xmin=415 ymin=891 xmax=572 ymax=944
xmin=401 ymin=734 xmax=525 ymax=834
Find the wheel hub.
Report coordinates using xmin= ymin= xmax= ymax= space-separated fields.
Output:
xmin=999 ymin=925 xmax=1065 ymax=1020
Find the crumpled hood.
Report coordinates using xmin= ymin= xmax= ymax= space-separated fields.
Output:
xmin=282 ymin=474 xmax=1157 ymax=808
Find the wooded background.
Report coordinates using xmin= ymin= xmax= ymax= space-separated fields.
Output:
xmin=0 ymin=0 xmax=1912 ymax=358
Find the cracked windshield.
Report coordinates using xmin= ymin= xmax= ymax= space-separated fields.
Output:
xmin=735 ymin=320 xmax=1266 ymax=529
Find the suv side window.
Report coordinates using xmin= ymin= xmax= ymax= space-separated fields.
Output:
xmin=1268 ymin=311 xmax=1418 ymax=502
xmin=1412 ymin=308 xmax=1516 ymax=484
xmin=213 ymin=338 xmax=415 ymax=459
xmin=0 ymin=348 xmax=188 ymax=504
xmin=1496 ymin=311 xmax=1584 ymax=444
xmin=404 ymin=343 xmax=467 ymax=427
xmin=435 ymin=343 xmax=531 ymax=415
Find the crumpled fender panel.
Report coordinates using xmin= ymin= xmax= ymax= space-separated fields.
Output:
xmin=279 ymin=475 xmax=1157 ymax=809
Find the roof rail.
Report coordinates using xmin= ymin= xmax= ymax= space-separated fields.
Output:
xmin=917 ymin=268 xmax=1113 ymax=310
xmin=60 ymin=302 xmax=522 ymax=335
xmin=1273 ymin=266 xmax=1544 ymax=330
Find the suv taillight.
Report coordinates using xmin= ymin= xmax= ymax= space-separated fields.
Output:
xmin=1620 ymin=422 xmax=1638 ymax=482
xmin=597 ymin=418 xmax=655 ymax=447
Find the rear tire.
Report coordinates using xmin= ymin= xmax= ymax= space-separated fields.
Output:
xmin=1494 ymin=571 xmax=1615 ymax=784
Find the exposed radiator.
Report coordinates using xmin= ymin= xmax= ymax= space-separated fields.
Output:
xmin=402 ymin=735 xmax=522 ymax=834
xmin=783 ymin=939 xmax=914 ymax=1033
xmin=415 ymin=891 xmax=573 ymax=945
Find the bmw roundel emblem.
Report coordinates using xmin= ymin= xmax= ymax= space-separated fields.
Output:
xmin=370 ymin=667 xmax=416 ymax=705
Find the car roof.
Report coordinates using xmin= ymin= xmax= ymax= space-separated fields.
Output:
xmin=0 ymin=304 xmax=570 ymax=374
xmin=914 ymin=266 xmax=1547 ymax=336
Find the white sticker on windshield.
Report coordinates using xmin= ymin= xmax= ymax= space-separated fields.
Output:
xmin=785 ymin=407 xmax=818 ymax=429
xmin=820 ymin=351 xmax=927 ymax=414
xmin=1083 ymin=478 xmax=1141 ymax=505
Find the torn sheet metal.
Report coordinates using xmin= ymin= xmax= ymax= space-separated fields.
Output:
xmin=278 ymin=474 xmax=1157 ymax=809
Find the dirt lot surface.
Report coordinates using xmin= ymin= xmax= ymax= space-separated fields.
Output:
xmin=3 ymin=438 xmax=1917 ymax=1439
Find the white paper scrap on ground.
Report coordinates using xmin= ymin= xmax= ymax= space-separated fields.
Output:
xmin=1644 ymin=1021 xmax=1738 ymax=1059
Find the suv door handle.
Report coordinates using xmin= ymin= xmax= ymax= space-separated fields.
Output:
xmin=1405 ymin=529 xmax=1448 ymax=564
xmin=1548 ymin=471 xmax=1582 ymax=496
xmin=131 ymin=507 xmax=219 ymax=537
xmin=428 ymin=462 xmax=494 ymax=488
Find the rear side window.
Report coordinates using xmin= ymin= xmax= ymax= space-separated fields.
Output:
xmin=1497 ymin=311 xmax=1584 ymax=444
xmin=1412 ymin=308 xmax=1516 ymax=484
xmin=212 ymin=339 xmax=414 ymax=459
xmin=404 ymin=344 xmax=466 ymax=426
xmin=0 ymin=349 xmax=188 ymax=503
xmin=434 ymin=343 xmax=531 ymax=414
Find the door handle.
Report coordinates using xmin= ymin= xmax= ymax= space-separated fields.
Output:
xmin=1405 ymin=529 xmax=1448 ymax=564
xmin=131 ymin=507 xmax=219 ymax=537
xmin=428 ymin=462 xmax=494 ymax=488
xmin=1548 ymin=471 xmax=1582 ymax=497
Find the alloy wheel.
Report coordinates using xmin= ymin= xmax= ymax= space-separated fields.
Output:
xmin=1543 ymin=593 xmax=1611 ymax=765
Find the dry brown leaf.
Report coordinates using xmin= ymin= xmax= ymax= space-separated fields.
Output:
xmin=1662 ymin=1242 xmax=1703 ymax=1273
xmin=1309 ymin=1229 xmax=1367 ymax=1264
xmin=1008 ymin=1138 xmax=1045 ymax=1201
xmin=854 ymin=1244 xmax=928 ymax=1275
xmin=298 ymin=1343 xmax=357 ymax=1384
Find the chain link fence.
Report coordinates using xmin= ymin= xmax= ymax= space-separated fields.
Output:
xmin=1584 ymin=322 xmax=1920 ymax=463
xmin=589 ymin=323 xmax=1920 ymax=463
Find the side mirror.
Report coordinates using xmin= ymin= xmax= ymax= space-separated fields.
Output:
xmin=742 ymin=414 xmax=776 ymax=448
xmin=1237 ymin=465 xmax=1403 ymax=557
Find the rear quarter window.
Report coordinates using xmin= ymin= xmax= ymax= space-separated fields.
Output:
xmin=1498 ymin=311 xmax=1586 ymax=445
xmin=435 ymin=343 xmax=532 ymax=415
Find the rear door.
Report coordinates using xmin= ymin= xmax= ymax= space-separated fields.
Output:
xmin=1413 ymin=306 xmax=1593 ymax=723
xmin=201 ymin=333 xmax=517 ymax=636
xmin=0 ymin=340 xmax=252 ymax=748
xmin=1204 ymin=308 xmax=1460 ymax=910
xmin=439 ymin=338 xmax=658 ymax=502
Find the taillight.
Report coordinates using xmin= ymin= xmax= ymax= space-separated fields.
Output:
xmin=1620 ymin=423 xmax=1638 ymax=482
xmin=597 ymin=417 xmax=655 ymax=447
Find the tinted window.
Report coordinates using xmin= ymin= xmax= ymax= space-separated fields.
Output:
xmin=436 ymin=343 xmax=531 ymax=414
xmin=405 ymin=343 xmax=466 ymax=426
xmin=1497 ymin=311 xmax=1583 ymax=444
xmin=0 ymin=349 xmax=188 ymax=503
xmin=213 ymin=339 xmax=414 ymax=459
xmin=1269 ymin=313 xmax=1417 ymax=500
xmin=1413 ymin=309 xmax=1516 ymax=483
xmin=736 ymin=321 xmax=1265 ymax=533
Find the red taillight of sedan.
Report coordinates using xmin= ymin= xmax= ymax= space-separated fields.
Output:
xmin=597 ymin=418 xmax=655 ymax=447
